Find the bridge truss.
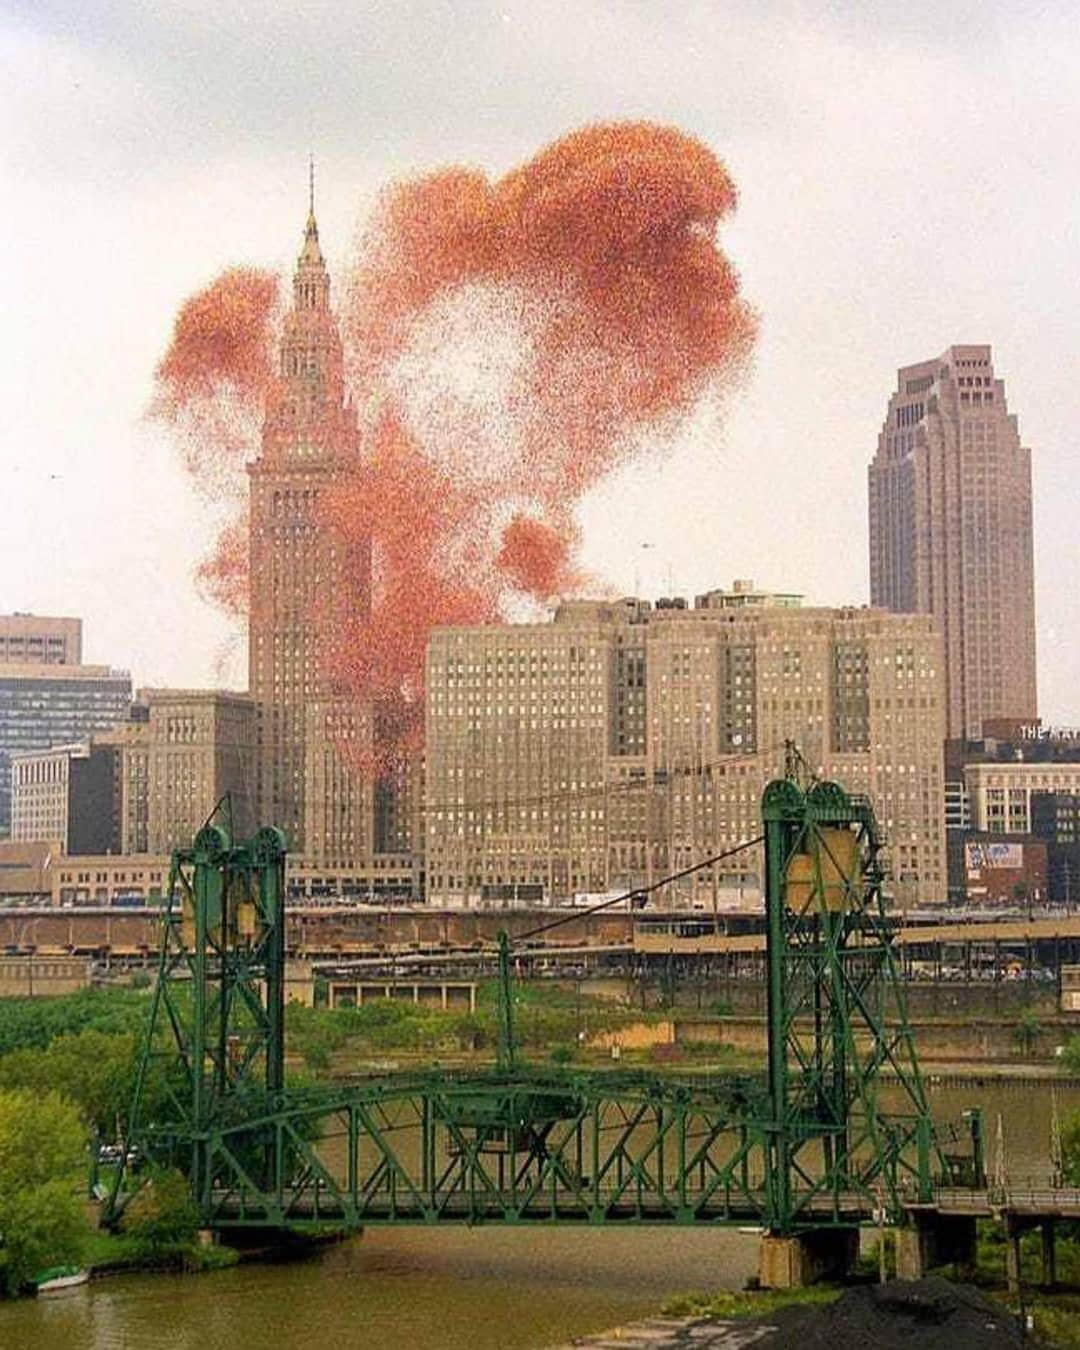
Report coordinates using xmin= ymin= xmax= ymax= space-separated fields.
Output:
xmin=107 ymin=778 xmax=962 ymax=1234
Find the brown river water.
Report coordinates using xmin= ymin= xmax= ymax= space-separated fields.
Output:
xmin=0 ymin=1080 xmax=1074 ymax=1350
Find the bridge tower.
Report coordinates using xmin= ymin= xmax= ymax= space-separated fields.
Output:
xmin=107 ymin=819 xmax=288 ymax=1219
xmin=758 ymin=774 xmax=934 ymax=1282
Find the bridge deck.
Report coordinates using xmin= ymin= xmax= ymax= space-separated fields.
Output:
xmin=207 ymin=1187 xmax=876 ymax=1228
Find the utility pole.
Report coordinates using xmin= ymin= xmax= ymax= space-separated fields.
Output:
xmin=496 ymin=930 xmax=516 ymax=1072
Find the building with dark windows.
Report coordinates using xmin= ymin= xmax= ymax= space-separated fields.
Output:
xmin=1031 ymin=791 xmax=1080 ymax=904
xmin=0 ymin=614 xmax=82 ymax=666
xmin=868 ymin=345 xmax=1036 ymax=739
xmin=10 ymin=741 xmax=121 ymax=854
xmin=425 ymin=586 xmax=946 ymax=908
xmin=0 ymin=663 xmax=132 ymax=837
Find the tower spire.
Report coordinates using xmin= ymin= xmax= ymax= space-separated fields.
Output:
xmin=298 ymin=155 xmax=324 ymax=269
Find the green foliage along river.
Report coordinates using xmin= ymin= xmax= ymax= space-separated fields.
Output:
xmin=0 ymin=985 xmax=1077 ymax=1348
xmin=0 ymin=1080 xmax=1074 ymax=1350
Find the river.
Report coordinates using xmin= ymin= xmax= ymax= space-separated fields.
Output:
xmin=0 ymin=1080 xmax=1076 ymax=1350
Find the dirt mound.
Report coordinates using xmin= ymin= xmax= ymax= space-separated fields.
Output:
xmin=760 ymin=1278 xmax=1024 ymax=1349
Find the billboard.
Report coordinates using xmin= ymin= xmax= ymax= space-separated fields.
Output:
xmin=965 ymin=841 xmax=1023 ymax=871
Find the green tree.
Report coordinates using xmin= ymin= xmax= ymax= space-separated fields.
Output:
xmin=0 ymin=1089 xmax=88 ymax=1295
xmin=1013 ymin=1008 xmax=1043 ymax=1058
xmin=1062 ymin=1109 xmax=1080 ymax=1186
xmin=0 ymin=987 xmax=150 ymax=1056
xmin=120 ymin=1169 xmax=199 ymax=1251
xmin=0 ymin=1027 xmax=176 ymax=1142
xmin=1060 ymin=1034 xmax=1080 ymax=1076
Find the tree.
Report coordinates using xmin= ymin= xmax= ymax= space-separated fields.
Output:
xmin=1060 ymin=1035 xmax=1080 ymax=1076
xmin=0 ymin=1027 xmax=177 ymax=1144
xmin=1062 ymin=1109 xmax=1080 ymax=1186
xmin=120 ymin=1169 xmax=199 ymax=1251
xmin=0 ymin=987 xmax=149 ymax=1056
xmin=1013 ymin=1008 xmax=1043 ymax=1058
xmin=0 ymin=1089 xmax=88 ymax=1295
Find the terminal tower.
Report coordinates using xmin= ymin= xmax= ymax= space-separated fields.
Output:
xmin=247 ymin=184 xmax=373 ymax=865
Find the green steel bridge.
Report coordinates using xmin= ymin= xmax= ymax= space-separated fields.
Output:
xmin=105 ymin=776 xmax=987 ymax=1252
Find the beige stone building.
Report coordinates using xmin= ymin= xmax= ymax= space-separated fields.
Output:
xmin=247 ymin=197 xmax=369 ymax=861
xmin=425 ymin=588 xmax=946 ymax=908
xmin=132 ymin=689 xmax=257 ymax=854
xmin=246 ymin=197 xmax=417 ymax=883
xmin=868 ymin=344 xmax=1036 ymax=739
xmin=0 ymin=614 xmax=82 ymax=666
xmin=10 ymin=691 xmax=257 ymax=858
xmin=10 ymin=745 xmax=79 ymax=846
xmin=964 ymin=761 xmax=1080 ymax=836
xmin=52 ymin=855 xmax=170 ymax=905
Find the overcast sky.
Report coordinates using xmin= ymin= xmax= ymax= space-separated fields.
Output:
xmin=3 ymin=1 xmax=1077 ymax=716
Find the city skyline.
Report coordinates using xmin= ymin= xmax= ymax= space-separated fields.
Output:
xmin=4 ymin=3 xmax=1078 ymax=718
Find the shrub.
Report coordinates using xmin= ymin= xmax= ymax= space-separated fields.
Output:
xmin=120 ymin=1169 xmax=199 ymax=1251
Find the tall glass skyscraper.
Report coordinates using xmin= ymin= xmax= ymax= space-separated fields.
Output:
xmin=868 ymin=345 xmax=1036 ymax=740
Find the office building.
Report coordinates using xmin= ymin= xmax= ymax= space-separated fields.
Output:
xmin=0 ymin=614 xmax=82 ymax=666
xmin=129 ymin=689 xmax=257 ymax=854
xmin=425 ymin=587 xmax=947 ymax=908
xmin=964 ymin=761 xmax=1080 ymax=835
xmin=1030 ymin=791 xmax=1080 ymax=904
xmin=868 ymin=344 xmax=1036 ymax=739
xmin=10 ymin=741 xmax=120 ymax=854
xmin=0 ymin=662 xmax=132 ymax=837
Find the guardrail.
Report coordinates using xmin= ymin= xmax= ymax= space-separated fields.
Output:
xmin=933 ymin=1184 xmax=1080 ymax=1215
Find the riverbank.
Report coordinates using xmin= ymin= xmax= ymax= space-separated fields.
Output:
xmin=565 ymin=1279 xmax=1029 ymax=1348
xmin=81 ymin=1229 xmax=240 ymax=1280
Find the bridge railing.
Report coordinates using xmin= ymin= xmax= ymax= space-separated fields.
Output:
xmin=933 ymin=1183 xmax=1080 ymax=1214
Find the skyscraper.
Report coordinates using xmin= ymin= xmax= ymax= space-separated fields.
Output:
xmin=248 ymin=188 xmax=371 ymax=857
xmin=868 ymin=344 xmax=1036 ymax=740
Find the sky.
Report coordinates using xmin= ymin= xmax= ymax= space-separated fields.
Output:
xmin=2 ymin=0 xmax=1077 ymax=716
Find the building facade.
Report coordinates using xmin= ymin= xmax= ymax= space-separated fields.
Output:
xmin=0 ymin=614 xmax=82 ymax=666
xmin=247 ymin=197 xmax=371 ymax=860
xmin=1031 ymin=792 xmax=1080 ymax=904
xmin=425 ymin=589 xmax=947 ymax=908
xmin=8 ymin=689 xmax=255 ymax=857
xmin=962 ymin=835 xmax=1047 ymax=907
xmin=964 ymin=761 xmax=1080 ymax=836
xmin=0 ymin=662 xmax=132 ymax=837
xmin=10 ymin=741 xmax=120 ymax=854
xmin=52 ymin=855 xmax=170 ymax=905
xmin=129 ymin=689 xmax=257 ymax=854
xmin=868 ymin=344 xmax=1036 ymax=739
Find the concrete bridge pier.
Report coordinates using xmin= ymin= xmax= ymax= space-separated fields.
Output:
xmin=758 ymin=1228 xmax=859 ymax=1289
xmin=1042 ymin=1220 xmax=1057 ymax=1288
xmin=1003 ymin=1214 xmax=1058 ymax=1294
xmin=896 ymin=1212 xmax=977 ymax=1281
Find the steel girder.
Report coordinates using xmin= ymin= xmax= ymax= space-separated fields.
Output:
xmin=760 ymin=777 xmax=935 ymax=1233
xmin=112 ymin=780 xmax=955 ymax=1236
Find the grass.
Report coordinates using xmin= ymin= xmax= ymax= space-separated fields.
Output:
xmin=81 ymin=1228 xmax=239 ymax=1276
xmin=661 ymin=1285 xmax=842 ymax=1321
xmin=289 ymin=978 xmax=765 ymax=1076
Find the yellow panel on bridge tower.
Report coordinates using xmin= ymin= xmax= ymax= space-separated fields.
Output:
xmin=785 ymin=829 xmax=859 ymax=914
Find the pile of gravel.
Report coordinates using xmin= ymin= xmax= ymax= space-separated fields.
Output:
xmin=759 ymin=1277 xmax=1025 ymax=1349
